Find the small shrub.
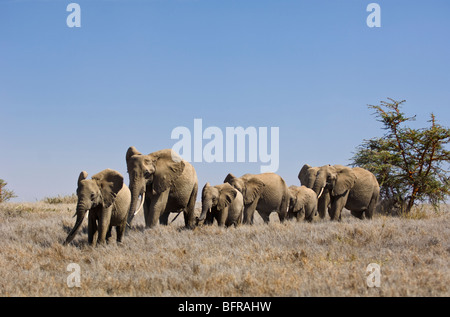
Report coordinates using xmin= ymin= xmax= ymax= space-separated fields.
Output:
xmin=42 ymin=194 xmax=77 ymax=204
xmin=0 ymin=179 xmax=17 ymax=203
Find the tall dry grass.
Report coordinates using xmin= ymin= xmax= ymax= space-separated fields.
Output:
xmin=0 ymin=201 xmax=449 ymax=296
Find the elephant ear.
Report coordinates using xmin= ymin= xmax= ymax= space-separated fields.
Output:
xmin=223 ymin=173 xmax=236 ymax=184
xmin=202 ymin=182 xmax=210 ymax=192
xmin=333 ymin=166 xmax=357 ymax=196
xmin=152 ymin=149 xmax=185 ymax=194
xmin=288 ymin=187 xmax=297 ymax=211
xmin=92 ymin=169 xmax=124 ymax=208
xmin=296 ymin=186 xmax=311 ymax=210
xmin=126 ymin=146 xmax=142 ymax=163
xmin=298 ymin=164 xmax=312 ymax=186
xmin=243 ymin=178 xmax=265 ymax=205
xmin=292 ymin=196 xmax=304 ymax=213
xmin=289 ymin=186 xmax=304 ymax=212
xmin=78 ymin=171 xmax=88 ymax=187
xmin=218 ymin=184 xmax=237 ymax=210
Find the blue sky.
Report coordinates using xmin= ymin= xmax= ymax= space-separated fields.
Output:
xmin=1 ymin=0 xmax=449 ymax=201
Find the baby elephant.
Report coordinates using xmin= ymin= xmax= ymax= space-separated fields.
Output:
xmin=197 ymin=182 xmax=244 ymax=227
xmin=288 ymin=185 xmax=318 ymax=222
xmin=64 ymin=169 xmax=131 ymax=246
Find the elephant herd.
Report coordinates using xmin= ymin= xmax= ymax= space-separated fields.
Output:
xmin=64 ymin=147 xmax=380 ymax=246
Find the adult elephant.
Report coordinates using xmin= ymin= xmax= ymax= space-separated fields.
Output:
xmin=224 ymin=172 xmax=289 ymax=224
xmin=126 ymin=147 xmax=198 ymax=229
xmin=298 ymin=164 xmax=331 ymax=219
xmin=300 ymin=164 xmax=379 ymax=221
xmin=64 ymin=169 xmax=131 ymax=246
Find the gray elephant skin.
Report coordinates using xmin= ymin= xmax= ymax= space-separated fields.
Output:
xmin=288 ymin=185 xmax=318 ymax=222
xmin=64 ymin=169 xmax=131 ymax=246
xmin=197 ymin=182 xmax=244 ymax=227
xmin=126 ymin=147 xmax=198 ymax=229
xmin=224 ymin=172 xmax=289 ymax=224
xmin=299 ymin=164 xmax=380 ymax=221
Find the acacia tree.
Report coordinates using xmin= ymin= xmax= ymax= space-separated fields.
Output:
xmin=0 ymin=179 xmax=17 ymax=203
xmin=351 ymin=98 xmax=450 ymax=213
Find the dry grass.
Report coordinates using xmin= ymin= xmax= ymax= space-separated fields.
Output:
xmin=42 ymin=194 xmax=78 ymax=205
xmin=0 ymin=201 xmax=449 ymax=297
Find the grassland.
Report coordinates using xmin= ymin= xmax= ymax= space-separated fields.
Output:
xmin=0 ymin=201 xmax=449 ymax=297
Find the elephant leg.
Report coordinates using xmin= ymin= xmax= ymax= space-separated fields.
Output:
xmin=143 ymin=194 xmax=152 ymax=227
xmin=329 ymin=206 xmax=340 ymax=221
xmin=305 ymin=205 xmax=315 ymax=222
xmin=217 ymin=207 xmax=228 ymax=227
xmin=318 ymin=192 xmax=330 ymax=219
xmin=365 ymin=191 xmax=379 ymax=219
xmin=243 ymin=199 xmax=259 ymax=225
xmin=184 ymin=183 xmax=198 ymax=229
xmin=330 ymin=193 xmax=349 ymax=221
xmin=88 ymin=212 xmax=98 ymax=246
xmin=106 ymin=225 xmax=113 ymax=242
xmin=278 ymin=196 xmax=288 ymax=223
xmin=226 ymin=203 xmax=242 ymax=227
xmin=159 ymin=209 xmax=170 ymax=225
xmin=147 ymin=189 xmax=170 ymax=228
xmin=236 ymin=206 xmax=243 ymax=226
xmin=97 ymin=207 xmax=112 ymax=244
xmin=116 ymin=223 xmax=126 ymax=243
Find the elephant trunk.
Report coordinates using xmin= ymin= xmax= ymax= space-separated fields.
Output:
xmin=312 ymin=175 xmax=326 ymax=198
xmin=197 ymin=200 xmax=212 ymax=224
xmin=64 ymin=205 xmax=87 ymax=245
xmin=127 ymin=178 xmax=146 ymax=226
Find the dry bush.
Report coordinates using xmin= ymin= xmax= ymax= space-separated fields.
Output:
xmin=0 ymin=202 xmax=449 ymax=297
xmin=42 ymin=194 xmax=78 ymax=205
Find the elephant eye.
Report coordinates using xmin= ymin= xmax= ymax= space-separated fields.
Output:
xmin=91 ymin=193 xmax=95 ymax=199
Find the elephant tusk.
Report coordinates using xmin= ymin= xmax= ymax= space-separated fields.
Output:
xmin=317 ymin=187 xmax=325 ymax=199
xmin=134 ymin=192 xmax=146 ymax=216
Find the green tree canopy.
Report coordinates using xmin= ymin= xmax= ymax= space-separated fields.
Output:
xmin=351 ymin=98 xmax=450 ymax=213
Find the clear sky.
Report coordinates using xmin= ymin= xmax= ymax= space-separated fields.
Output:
xmin=1 ymin=0 xmax=449 ymax=201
